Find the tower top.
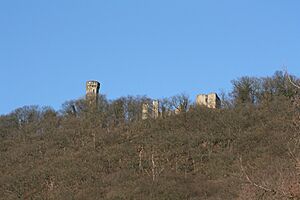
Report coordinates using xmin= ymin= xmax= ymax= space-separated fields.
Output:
xmin=86 ymin=80 xmax=100 ymax=96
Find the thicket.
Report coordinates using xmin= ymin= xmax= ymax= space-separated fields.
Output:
xmin=1 ymin=71 xmax=300 ymax=199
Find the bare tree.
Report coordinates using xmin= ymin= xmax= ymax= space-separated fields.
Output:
xmin=169 ymin=93 xmax=190 ymax=113
xmin=284 ymin=68 xmax=300 ymax=89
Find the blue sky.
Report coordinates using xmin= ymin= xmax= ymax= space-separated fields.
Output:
xmin=1 ymin=0 xmax=300 ymax=114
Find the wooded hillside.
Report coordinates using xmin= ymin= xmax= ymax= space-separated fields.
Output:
xmin=1 ymin=71 xmax=300 ymax=199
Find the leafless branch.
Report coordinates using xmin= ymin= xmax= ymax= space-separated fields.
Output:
xmin=239 ymin=157 xmax=273 ymax=192
xmin=283 ymin=67 xmax=300 ymax=89
xmin=152 ymin=153 xmax=156 ymax=181
xmin=138 ymin=146 xmax=144 ymax=171
xmin=239 ymin=157 xmax=295 ymax=198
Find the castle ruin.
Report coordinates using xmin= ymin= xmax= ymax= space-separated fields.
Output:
xmin=152 ymin=100 xmax=159 ymax=119
xmin=142 ymin=103 xmax=149 ymax=120
xmin=84 ymin=81 xmax=221 ymax=120
xmin=86 ymin=80 xmax=100 ymax=105
xmin=196 ymin=93 xmax=221 ymax=109
xmin=142 ymin=100 xmax=160 ymax=120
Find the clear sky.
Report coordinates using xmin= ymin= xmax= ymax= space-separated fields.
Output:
xmin=1 ymin=0 xmax=300 ymax=114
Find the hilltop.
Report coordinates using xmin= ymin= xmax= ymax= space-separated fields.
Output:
xmin=1 ymin=71 xmax=300 ymax=199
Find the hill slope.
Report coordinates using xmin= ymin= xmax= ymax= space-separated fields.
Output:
xmin=1 ymin=97 xmax=300 ymax=199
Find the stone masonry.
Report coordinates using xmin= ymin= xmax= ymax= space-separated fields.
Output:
xmin=86 ymin=80 xmax=100 ymax=104
xmin=142 ymin=103 xmax=149 ymax=120
xmin=152 ymin=100 xmax=159 ymax=119
xmin=196 ymin=93 xmax=221 ymax=109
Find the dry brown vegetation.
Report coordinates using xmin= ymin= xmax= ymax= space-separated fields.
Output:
xmin=1 ymin=71 xmax=300 ymax=199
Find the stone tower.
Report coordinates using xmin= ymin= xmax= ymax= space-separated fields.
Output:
xmin=86 ymin=80 xmax=100 ymax=104
xmin=142 ymin=103 xmax=149 ymax=120
xmin=142 ymin=100 xmax=160 ymax=120
xmin=196 ymin=93 xmax=221 ymax=109
xmin=152 ymin=100 xmax=159 ymax=119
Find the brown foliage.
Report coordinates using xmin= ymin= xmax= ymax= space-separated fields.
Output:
xmin=1 ymin=72 xmax=300 ymax=199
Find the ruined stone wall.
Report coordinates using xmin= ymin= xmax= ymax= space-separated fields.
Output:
xmin=142 ymin=100 xmax=160 ymax=120
xmin=152 ymin=100 xmax=159 ymax=119
xmin=142 ymin=103 xmax=149 ymax=120
xmin=196 ymin=93 xmax=221 ymax=109
xmin=207 ymin=93 xmax=221 ymax=108
xmin=142 ymin=93 xmax=221 ymax=120
xmin=196 ymin=94 xmax=208 ymax=107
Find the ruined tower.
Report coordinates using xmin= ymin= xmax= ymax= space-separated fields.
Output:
xmin=86 ymin=80 xmax=100 ymax=105
xmin=196 ymin=93 xmax=221 ymax=109
xmin=142 ymin=100 xmax=160 ymax=120
xmin=152 ymin=100 xmax=159 ymax=119
xmin=142 ymin=103 xmax=149 ymax=120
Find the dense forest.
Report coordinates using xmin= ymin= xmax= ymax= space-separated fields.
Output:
xmin=1 ymin=71 xmax=300 ymax=199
